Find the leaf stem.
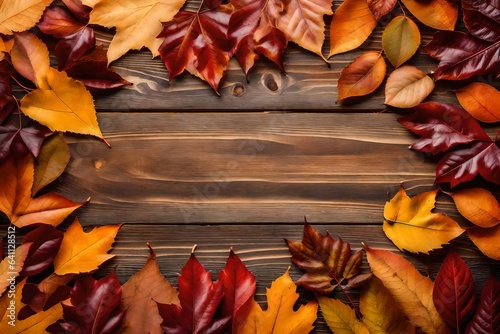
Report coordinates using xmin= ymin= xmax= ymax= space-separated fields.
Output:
xmin=10 ymin=75 xmax=35 ymax=92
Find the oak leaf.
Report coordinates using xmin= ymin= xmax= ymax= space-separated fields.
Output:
xmin=465 ymin=273 xmax=500 ymax=333
xmin=382 ymin=15 xmax=420 ymax=68
xmin=119 ymin=243 xmax=179 ymax=334
xmin=384 ymin=65 xmax=434 ymax=108
xmin=53 ymin=218 xmax=122 ymax=275
xmin=364 ymin=244 xmax=448 ymax=334
xmin=400 ymin=0 xmax=458 ymax=31
xmin=318 ymin=296 xmax=369 ymax=334
xmin=454 ymin=82 xmax=500 ymax=123
xmin=88 ymin=0 xmax=187 ymax=63
xmin=367 ymin=0 xmax=396 ymax=20
xmin=0 ymin=243 xmax=32 ymax=295
xmin=10 ymin=32 xmax=50 ymax=87
xmin=467 ymin=223 xmax=500 ymax=260
xmin=0 ymin=0 xmax=53 ymax=35
xmin=235 ymin=268 xmax=317 ymax=334
xmin=450 ymin=188 xmax=500 ymax=228
xmin=20 ymin=224 xmax=63 ymax=277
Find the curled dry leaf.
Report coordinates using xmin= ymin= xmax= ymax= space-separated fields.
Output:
xmin=384 ymin=65 xmax=434 ymax=108
xmin=454 ymin=82 xmax=500 ymax=123
xmin=467 ymin=223 xmax=500 ymax=260
xmin=337 ymin=51 xmax=386 ymax=103
xmin=465 ymin=273 xmax=500 ymax=333
xmin=382 ymin=15 xmax=420 ymax=68
xmin=450 ymin=188 xmax=500 ymax=228
xmin=0 ymin=0 xmax=53 ymax=35
xmin=0 ymin=243 xmax=32 ymax=295
xmin=329 ymin=0 xmax=377 ymax=57
xmin=318 ymin=297 xmax=369 ymax=334
xmin=367 ymin=0 xmax=396 ymax=20
xmin=400 ymin=0 xmax=458 ymax=31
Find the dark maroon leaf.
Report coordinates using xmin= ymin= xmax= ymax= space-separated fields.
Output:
xmin=205 ymin=0 xmax=223 ymax=9
xmin=156 ymin=253 xmax=227 ymax=334
xmin=462 ymin=6 xmax=500 ymax=42
xmin=62 ymin=0 xmax=92 ymax=23
xmin=55 ymin=27 xmax=96 ymax=70
xmin=466 ymin=273 xmax=500 ymax=333
xmin=461 ymin=0 xmax=500 ymax=22
xmin=424 ymin=31 xmax=500 ymax=80
xmin=20 ymin=224 xmax=63 ymax=277
xmin=38 ymin=6 xmax=85 ymax=38
xmin=0 ymin=60 xmax=15 ymax=125
xmin=51 ymin=271 xmax=124 ymax=334
xmin=398 ymin=102 xmax=491 ymax=154
xmin=64 ymin=45 xmax=131 ymax=92
xmin=432 ymin=250 xmax=476 ymax=330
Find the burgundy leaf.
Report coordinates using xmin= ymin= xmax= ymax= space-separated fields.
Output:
xmin=62 ymin=0 xmax=92 ymax=23
xmin=205 ymin=0 xmax=223 ymax=9
xmin=20 ymin=224 xmax=63 ymax=277
xmin=461 ymin=0 xmax=500 ymax=22
xmin=55 ymin=27 xmax=96 ymax=70
xmin=424 ymin=31 xmax=500 ymax=80
xmin=156 ymin=253 xmax=227 ymax=334
xmin=0 ymin=60 xmax=15 ymax=124
xmin=436 ymin=141 xmax=500 ymax=187
xmin=38 ymin=6 xmax=85 ymax=38
xmin=367 ymin=0 xmax=397 ymax=20
xmin=462 ymin=6 xmax=500 ymax=42
xmin=21 ymin=282 xmax=70 ymax=314
xmin=398 ymin=102 xmax=491 ymax=154
xmin=432 ymin=250 xmax=476 ymax=330
xmin=466 ymin=273 xmax=500 ymax=333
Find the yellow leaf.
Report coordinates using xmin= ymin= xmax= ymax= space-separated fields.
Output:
xmin=360 ymin=276 xmax=416 ymax=334
xmin=276 ymin=0 xmax=333 ymax=61
xmin=385 ymin=65 xmax=434 ymax=108
xmin=0 ymin=0 xmax=53 ymax=35
xmin=450 ymin=188 xmax=500 ymax=228
xmin=382 ymin=16 xmax=420 ymax=68
xmin=89 ymin=0 xmax=187 ymax=63
xmin=364 ymin=245 xmax=448 ymax=334
xmin=0 ymin=243 xmax=32 ymax=295
xmin=20 ymin=67 xmax=107 ymax=143
xmin=329 ymin=0 xmax=377 ymax=57
xmin=54 ymin=218 xmax=122 ymax=275
xmin=0 ymin=37 xmax=14 ymax=61
xmin=383 ymin=186 xmax=464 ymax=253
xmin=318 ymin=296 xmax=369 ymax=334
xmin=454 ymin=82 xmax=500 ymax=123
xmin=82 ymin=0 xmax=100 ymax=7
xmin=400 ymin=0 xmax=458 ymax=31
xmin=10 ymin=32 xmax=50 ymax=88
xmin=468 ymin=224 xmax=500 ymax=260
xmin=235 ymin=268 xmax=317 ymax=334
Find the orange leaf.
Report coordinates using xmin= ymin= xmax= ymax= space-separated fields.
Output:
xmin=385 ymin=65 xmax=434 ymax=108
xmin=337 ymin=51 xmax=386 ymax=103
xmin=329 ymin=0 xmax=377 ymax=57
xmin=382 ymin=16 xmax=420 ymax=68
xmin=10 ymin=32 xmax=50 ymax=87
xmin=235 ymin=268 xmax=317 ymax=333
xmin=454 ymin=82 xmax=500 ymax=123
xmin=450 ymin=188 xmax=500 ymax=228
xmin=400 ymin=0 xmax=458 ymax=31
xmin=0 ymin=0 xmax=53 ymax=35
xmin=467 ymin=224 xmax=500 ymax=260
xmin=318 ymin=296 xmax=369 ymax=334
xmin=119 ymin=244 xmax=179 ymax=334
xmin=364 ymin=245 xmax=448 ymax=334
xmin=53 ymin=218 xmax=122 ymax=275
xmin=0 ymin=155 xmax=85 ymax=228
xmin=0 ymin=243 xmax=31 ymax=295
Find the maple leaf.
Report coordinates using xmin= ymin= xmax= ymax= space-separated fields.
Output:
xmin=454 ymin=82 xmax=500 ymax=123
xmin=364 ymin=244 xmax=448 ymax=334
xmin=382 ymin=15 xmax=420 ymax=68
xmin=383 ymin=186 xmax=465 ymax=254
xmin=51 ymin=271 xmax=125 ymax=334
xmin=119 ymin=243 xmax=179 ymax=334
xmin=400 ymin=0 xmax=458 ymax=31
xmin=318 ymin=297 xmax=369 ymax=334
xmin=89 ymin=0 xmax=187 ymax=63
xmin=384 ymin=65 xmax=435 ymax=108
xmin=158 ymin=5 xmax=233 ymax=95
xmin=367 ymin=0 xmax=396 ymax=20
xmin=0 ymin=154 xmax=86 ymax=228
xmin=285 ymin=222 xmax=363 ymax=294
xmin=234 ymin=268 xmax=317 ymax=334
xmin=53 ymin=218 xmax=122 ymax=275
xmin=0 ymin=0 xmax=53 ymax=35
xmin=0 ymin=243 xmax=31 ymax=295
xmin=449 ymin=188 xmax=500 ymax=228
xmin=465 ymin=273 xmax=500 ymax=333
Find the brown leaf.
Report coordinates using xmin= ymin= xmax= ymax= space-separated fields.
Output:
xmin=454 ymin=82 xmax=500 ymax=123
xmin=368 ymin=0 xmax=397 ymax=20
xmin=384 ymin=65 xmax=434 ymax=108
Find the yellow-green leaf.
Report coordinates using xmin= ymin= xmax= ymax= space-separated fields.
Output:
xmin=385 ymin=65 xmax=434 ymax=108
xmin=382 ymin=15 xmax=420 ymax=68
xmin=318 ymin=296 xmax=369 ymax=334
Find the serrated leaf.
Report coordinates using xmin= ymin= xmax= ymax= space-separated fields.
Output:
xmin=319 ymin=297 xmax=369 ymax=334
xmin=0 ymin=243 xmax=32 ymax=295
xmin=454 ymin=82 xmax=500 ymax=123
xmin=400 ymin=0 xmax=458 ymax=30
xmin=0 ymin=0 xmax=53 ymax=35
xmin=367 ymin=0 xmax=396 ymax=20
xmin=467 ymin=223 xmax=500 ymax=260
xmin=465 ymin=273 xmax=500 ymax=333
xmin=382 ymin=16 xmax=420 ymax=68
xmin=450 ymin=188 xmax=500 ymax=228
xmin=385 ymin=65 xmax=434 ymax=108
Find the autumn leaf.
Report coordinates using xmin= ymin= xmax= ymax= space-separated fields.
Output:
xmin=37 ymin=5 xmax=87 ymax=38
xmin=89 ymin=0 xmax=187 ymax=63
xmin=53 ymin=218 xmax=122 ymax=275
xmin=454 ymin=82 xmax=500 ymax=123
xmin=119 ymin=243 xmax=179 ymax=334
xmin=364 ymin=244 xmax=448 ymax=334
xmin=318 ymin=296 xmax=368 ymax=334
xmin=433 ymin=249 xmax=476 ymax=331
xmin=337 ymin=51 xmax=386 ymax=103
xmin=360 ymin=276 xmax=416 ymax=334
xmin=23 ymin=272 xmax=74 ymax=313
xmin=367 ymin=0 xmax=396 ymax=20
xmin=384 ymin=65 xmax=434 ymax=108
xmin=467 ymin=223 xmax=500 ymax=260
xmin=10 ymin=32 xmax=50 ymax=87
xmin=0 ymin=0 xmax=53 ymax=35
xmin=400 ymin=0 xmax=458 ymax=31
xmin=285 ymin=222 xmax=363 ymax=294
xmin=382 ymin=15 xmax=420 ymax=68
xmin=0 ymin=60 xmax=15 ymax=124
xmin=55 ymin=27 xmax=96 ymax=71
xmin=450 ymin=188 xmax=500 ymax=228
xmin=462 ymin=3 xmax=500 ymax=42
xmin=20 ymin=224 xmax=63 ymax=277
xmin=62 ymin=0 xmax=92 ymax=22
xmin=383 ymin=186 xmax=464 ymax=254
xmin=235 ymin=268 xmax=317 ymax=334
xmin=329 ymin=0 xmax=377 ymax=57
xmin=0 ymin=243 xmax=32 ymax=295
xmin=465 ymin=273 xmax=500 ymax=333
xmin=0 ymin=154 xmax=86 ymax=228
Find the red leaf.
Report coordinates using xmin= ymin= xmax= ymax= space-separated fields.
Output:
xmin=51 ymin=271 xmax=124 ymax=334
xmin=205 ymin=0 xmax=223 ymax=9
xmin=367 ymin=0 xmax=396 ymax=20
xmin=20 ymin=224 xmax=63 ymax=277
xmin=398 ymin=102 xmax=491 ymax=154
xmin=432 ymin=250 xmax=476 ymax=330
xmin=55 ymin=27 xmax=96 ymax=71
xmin=461 ymin=0 xmax=500 ymax=22
xmin=424 ymin=31 xmax=500 ymax=80
xmin=156 ymin=253 xmax=228 ymax=334
xmin=462 ymin=6 xmax=500 ymax=42
xmin=466 ymin=273 xmax=500 ymax=333
xmin=62 ymin=0 xmax=91 ymax=23
xmin=38 ymin=6 xmax=86 ymax=38
xmin=0 ymin=60 xmax=15 ymax=124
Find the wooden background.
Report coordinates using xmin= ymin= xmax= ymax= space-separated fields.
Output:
xmin=5 ymin=2 xmax=500 ymax=332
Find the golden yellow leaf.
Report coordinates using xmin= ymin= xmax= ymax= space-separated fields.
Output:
xmin=318 ymin=296 xmax=369 ymax=334
xmin=450 ymin=188 xmax=500 ymax=228
xmin=82 ymin=0 xmax=100 ymax=7
xmin=364 ymin=245 xmax=448 ymax=334
xmin=89 ymin=0 xmax=187 ymax=63
xmin=401 ymin=0 xmax=458 ymax=31
xmin=235 ymin=268 xmax=317 ymax=334
xmin=276 ymin=0 xmax=333 ymax=61
xmin=383 ymin=186 xmax=464 ymax=253
xmin=0 ymin=37 xmax=14 ymax=61
xmin=0 ymin=243 xmax=31 ymax=295
xmin=10 ymin=32 xmax=50 ymax=88
xmin=468 ymin=224 xmax=500 ymax=260
xmin=54 ymin=218 xmax=122 ymax=275
xmin=329 ymin=0 xmax=377 ymax=57
xmin=454 ymin=82 xmax=500 ymax=123
xmin=20 ymin=67 xmax=107 ymax=143
xmin=385 ymin=65 xmax=434 ymax=108
xmin=360 ymin=276 xmax=416 ymax=334
xmin=382 ymin=15 xmax=420 ymax=68
xmin=0 ymin=0 xmax=53 ymax=35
